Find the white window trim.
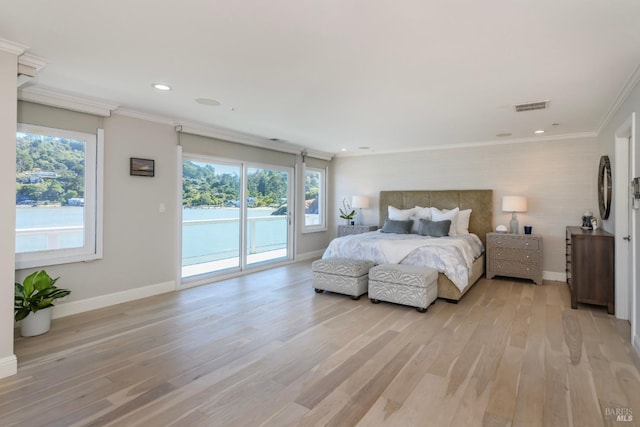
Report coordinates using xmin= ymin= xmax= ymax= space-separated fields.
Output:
xmin=15 ymin=125 xmax=104 ymax=269
xmin=302 ymin=165 xmax=327 ymax=233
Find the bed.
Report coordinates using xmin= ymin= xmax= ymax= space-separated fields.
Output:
xmin=325 ymin=190 xmax=493 ymax=302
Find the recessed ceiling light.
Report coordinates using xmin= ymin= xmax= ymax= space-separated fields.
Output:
xmin=341 ymin=148 xmax=347 ymax=152
xmin=496 ymin=133 xmax=512 ymax=137
xmin=552 ymin=122 xmax=560 ymax=126
xmin=152 ymin=83 xmax=171 ymax=91
xmin=195 ymin=97 xmax=221 ymax=106
xmin=534 ymin=129 xmax=545 ymax=134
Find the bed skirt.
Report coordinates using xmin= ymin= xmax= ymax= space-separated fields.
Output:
xmin=437 ymin=253 xmax=485 ymax=302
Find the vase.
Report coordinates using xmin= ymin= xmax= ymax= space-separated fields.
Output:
xmin=20 ymin=307 xmax=53 ymax=337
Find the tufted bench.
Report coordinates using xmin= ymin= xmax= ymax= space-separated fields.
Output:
xmin=312 ymin=258 xmax=375 ymax=300
xmin=368 ymin=264 xmax=438 ymax=312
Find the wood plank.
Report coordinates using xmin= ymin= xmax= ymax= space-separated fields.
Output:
xmin=0 ymin=265 xmax=638 ymax=426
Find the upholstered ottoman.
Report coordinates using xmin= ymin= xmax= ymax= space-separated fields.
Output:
xmin=368 ymin=264 xmax=438 ymax=312
xmin=312 ymin=258 xmax=375 ymax=300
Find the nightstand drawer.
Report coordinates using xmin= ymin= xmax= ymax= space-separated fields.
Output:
xmin=487 ymin=234 xmax=540 ymax=250
xmin=489 ymin=248 xmax=540 ymax=265
xmin=490 ymin=260 xmax=540 ymax=278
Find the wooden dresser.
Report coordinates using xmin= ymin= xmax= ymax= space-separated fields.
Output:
xmin=486 ymin=232 xmax=543 ymax=285
xmin=565 ymin=226 xmax=614 ymax=314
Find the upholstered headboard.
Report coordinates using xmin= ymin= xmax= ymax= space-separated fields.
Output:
xmin=379 ymin=190 xmax=493 ymax=247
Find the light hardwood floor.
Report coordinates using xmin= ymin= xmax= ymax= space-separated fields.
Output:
xmin=1 ymin=260 xmax=639 ymax=426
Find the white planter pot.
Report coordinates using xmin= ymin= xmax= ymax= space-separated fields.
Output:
xmin=20 ymin=307 xmax=53 ymax=337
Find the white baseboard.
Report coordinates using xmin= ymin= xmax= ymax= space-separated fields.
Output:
xmin=0 ymin=354 xmax=17 ymax=379
xmin=634 ymin=334 xmax=640 ymax=357
xmin=295 ymin=249 xmax=324 ymax=262
xmin=52 ymin=280 xmax=176 ymax=319
xmin=543 ymin=271 xmax=566 ymax=282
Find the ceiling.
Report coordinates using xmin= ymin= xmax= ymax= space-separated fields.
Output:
xmin=2 ymin=0 xmax=640 ymax=157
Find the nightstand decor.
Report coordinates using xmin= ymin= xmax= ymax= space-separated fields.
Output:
xmin=502 ymin=196 xmax=527 ymax=234
xmin=351 ymin=196 xmax=370 ymax=225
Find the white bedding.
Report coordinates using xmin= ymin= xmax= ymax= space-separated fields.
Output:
xmin=322 ymin=231 xmax=484 ymax=291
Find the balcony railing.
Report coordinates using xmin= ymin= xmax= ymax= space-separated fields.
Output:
xmin=15 ymin=225 xmax=84 ymax=252
xmin=182 ymin=215 xmax=287 ymax=266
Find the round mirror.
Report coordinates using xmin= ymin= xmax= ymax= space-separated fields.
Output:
xmin=598 ymin=155 xmax=612 ymax=220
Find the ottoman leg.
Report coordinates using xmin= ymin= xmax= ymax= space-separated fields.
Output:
xmin=370 ymin=299 xmax=380 ymax=304
xmin=351 ymin=295 xmax=361 ymax=300
xmin=314 ymin=288 xmax=324 ymax=293
xmin=416 ymin=307 xmax=427 ymax=313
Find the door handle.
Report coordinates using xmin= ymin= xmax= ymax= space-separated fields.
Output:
xmin=623 ymin=235 xmax=631 ymax=241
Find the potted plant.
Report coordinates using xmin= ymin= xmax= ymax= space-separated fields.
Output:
xmin=339 ymin=198 xmax=356 ymax=225
xmin=15 ymin=270 xmax=70 ymax=337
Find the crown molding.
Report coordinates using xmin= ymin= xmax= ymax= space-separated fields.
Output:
xmin=113 ymin=107 xmax=177 ymax=125
xmin=18 ymin=86 xmax=119 ymax=117
xmin=335 ymin=131 xmax=599 ymax=157
xmin=0 ymin=38 xmax=29 ymax=55
xmin=596 ymin=62 xmax=640 ymax=134
xmin=18 ymin=53 xmax=48 ymax=72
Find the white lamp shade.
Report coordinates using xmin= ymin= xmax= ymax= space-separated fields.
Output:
xmin=502 ymin=196 xmax=528 ymax=212
xmin=351 ymin=196 xmax=370 ymax=209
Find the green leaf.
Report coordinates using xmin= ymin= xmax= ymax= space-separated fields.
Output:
xmin=22 ymin=272 xmax=36 ymax=299
xmin=15 ymin=309 xmax=30 ymax=322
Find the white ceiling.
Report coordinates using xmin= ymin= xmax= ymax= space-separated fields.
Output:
xmin=2 ymin=0 xmax=640 ymax=157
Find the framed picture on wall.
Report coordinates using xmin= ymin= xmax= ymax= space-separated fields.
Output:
xmin=130 ymin=157 xmax=155 ymax=177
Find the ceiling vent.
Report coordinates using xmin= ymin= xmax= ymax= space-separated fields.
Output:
xmin=514 ymin=100 xmax=549 ymax=112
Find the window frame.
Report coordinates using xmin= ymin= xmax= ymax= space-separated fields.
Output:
xmin=15 ymin=124 xmax=104 ymax=269
xmin=302 ymin=165 xmax=327 ymax=233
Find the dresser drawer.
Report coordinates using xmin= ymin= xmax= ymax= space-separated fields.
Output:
xmin=487 ymin=234 xmax=540 ymax=250
xmin=488 ymin=248 xmax=540 ymax=265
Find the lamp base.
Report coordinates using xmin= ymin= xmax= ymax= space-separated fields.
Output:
xmin=509 ymin=213 xmax=519 ymax=234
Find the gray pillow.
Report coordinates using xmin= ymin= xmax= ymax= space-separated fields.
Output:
xmin=380 ymin=218 xmax=413 ymax=234
xmin=418 ymin=219 xmax=451 ymax=237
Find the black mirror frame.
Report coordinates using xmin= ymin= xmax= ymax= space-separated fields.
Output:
xmin=598 ymin=155 xmax=612 ymax=220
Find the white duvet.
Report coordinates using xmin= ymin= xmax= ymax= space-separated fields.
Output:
xmin=322 ymin=231 xmax=484 ymax=291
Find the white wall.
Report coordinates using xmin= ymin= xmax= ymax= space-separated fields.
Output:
xmin=597 ymin=76 xmax=640 ymax=336
xmin=332 ymin=137 xmax=599 ymax=277
xmin=15 ymin=114 xmax=180 ymax=306
xmin=0 ymin=50 xmax=18 ymax=378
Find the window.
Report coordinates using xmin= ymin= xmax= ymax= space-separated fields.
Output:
xmin=303 ymin=166 xmax=327 ymax=232
xmin=15 ymin=124 xmax=103 ymax=269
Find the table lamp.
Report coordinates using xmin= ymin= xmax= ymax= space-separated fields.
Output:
xmin=351 ymin=196 xmax=370 ymax=225
xmin=502 ymin=196 xmax=527 ymax=234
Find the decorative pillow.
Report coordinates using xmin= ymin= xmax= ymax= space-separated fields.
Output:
xmin=409 ymin=206 xmax=432 ymax=233
xmin=431 ymin=207 xmax=459 ymax=236
xmin=456 ymin=209 xmax=472 ymax=235
xmin=414 ymin=206 xmax=432 ymax=220
xmin=388 ymin=206 xmax=416 ymax=221
xmin=418 ymin=219 xmax=452 ymax=237
xmin=380 ymin=218 xmax=413 ymax=234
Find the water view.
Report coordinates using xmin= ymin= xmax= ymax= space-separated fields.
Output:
xmin=15 ymin=206 xmax=287 ymax=266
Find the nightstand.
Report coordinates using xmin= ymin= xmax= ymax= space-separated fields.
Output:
xmin=486 ymin=232 xmax=543 ymax=285
xmin=338 ymin=225 xmax=378 ymax=237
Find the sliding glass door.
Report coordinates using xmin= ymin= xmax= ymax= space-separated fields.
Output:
xmin=246 ymin=166 xmax=290 ymax=266
xmin=181 ymin=157 xmax=292 ymax=279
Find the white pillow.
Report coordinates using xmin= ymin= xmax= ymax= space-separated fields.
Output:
xmin=456 ymin=209 xmax=472 ymax=235
xmin=414 ymin=206 xmax=431 ymax=220
xmin=431 ymin=207 xmax=459 ymax=236
xmin=388 ymin=206 xmax=416 ymax=221
xmin=409 ymin=206 xmax=432 ymax=233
